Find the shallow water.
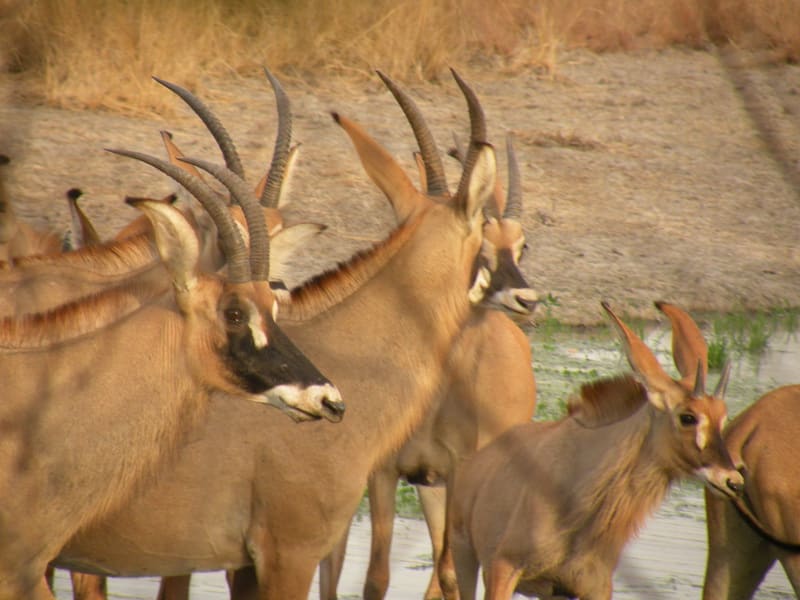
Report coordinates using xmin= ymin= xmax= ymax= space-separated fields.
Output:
xmin=53 ymin=319 xmax=799 ymax=599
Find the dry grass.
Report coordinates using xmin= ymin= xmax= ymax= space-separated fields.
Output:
xmin=0 ymin=0 xmax=798 ymax=114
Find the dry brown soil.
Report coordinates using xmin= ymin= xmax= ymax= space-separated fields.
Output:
xmin=2 ymin=48 xmax=799 ymax=325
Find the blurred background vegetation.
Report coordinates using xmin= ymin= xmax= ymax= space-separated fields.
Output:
xmin=0 ymin=0 xmax=798 ymax=115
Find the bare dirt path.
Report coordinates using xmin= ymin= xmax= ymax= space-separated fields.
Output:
xmin=2 ymin=47 xmax=799 ymax=325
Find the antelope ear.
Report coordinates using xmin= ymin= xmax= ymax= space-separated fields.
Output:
xmin=655 ymin=300 xmax=708 ymax=388
xmin=456 ymin=142 xmax=496 ymax=227
xmin=413 ymin=151 xmax=427 ymax=198
xmin=602 ymin=301 xmax=673 ymax=393
xmin=126 ymin=197 xmax=199 ymax=296
xmin=641 ymin=383 xmax=671 ymax=412
xmin=333 ymin=112 xmax=425 ymax=220
xmin=65 ymin=188 xmax=101 ymax=248
xmin=269 ymin=222 xmax=327 ymax=281
xmin=160 ymin=130 xmax=207 ymax=183
xmin=276 ymin=144 xmax=301 ymax=210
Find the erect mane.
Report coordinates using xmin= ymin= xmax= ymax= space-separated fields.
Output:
xmin=279 ymin=215 xmax=422 ymax=322
xmin=567 ymin=374 xmax=648 ymax=428
xmin=0 ymin=232 xmax=159 ymax=275
xmin=0 ymin=278 xmax=171 ymax=350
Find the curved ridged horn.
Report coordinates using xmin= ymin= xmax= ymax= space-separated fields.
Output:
xmin=504 ymin=134 xmax=522 ymax=220
xmin=376 ymin=70 xmax=449 ymax=197
xmin=692 ymin=358 xmax=705 ymax=397
xmin=179 ymin=157 xmax=270 ymax=282
xmin=260 ymin=67 xmax=292 ymax=208
xmin=450 ymin=69 xmax=487 ymax=202
xmin=105 ymin=148 xmax=251 ymax=283
xmin=714 ymin=361 xmax=732 ymax=399
xmin=153 ymin=76 xmax=246 ymax=181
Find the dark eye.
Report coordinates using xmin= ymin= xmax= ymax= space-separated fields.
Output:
xmin=224 ymin=307 xmax=245 ymax=326
xmin=679 ymin=413 xmax=698 ymax=426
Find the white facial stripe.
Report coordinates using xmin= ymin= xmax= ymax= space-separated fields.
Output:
xmin=272 ymin=299 xmax=279 ymax=321
xmin=468 ymin=266 xmax=492 ymax=304
xmin=244 ymin=299 xmax=268 ymax=349
xmin=695 ymin=413 xmax=710 ymax=450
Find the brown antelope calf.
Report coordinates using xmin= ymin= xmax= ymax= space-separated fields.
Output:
xmin=0 ymin=183 xmax=341 ymax=598
xmin=318 ymin=72 xmax=539 ymax=600
xmin=54 ymin=71 xmax=498 ymax=599
xmin=703 ymin=383 xmax=800 ymax=599
xmin=449 ymin=301 xmax=745 ymax=600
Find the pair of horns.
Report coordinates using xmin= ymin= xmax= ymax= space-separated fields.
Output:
xmin=377 ymin=69 xmax=521 ymax=220
xmin=108 ymin=68 xmax=291 ymax=283
xmin=377 ymin=68 xmax=488 ymax=202
xmin=152 ymin=68 xmax=292 ymax=210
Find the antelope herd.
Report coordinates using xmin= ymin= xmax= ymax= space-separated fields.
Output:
xmin=0 ymin=67 xmax=797 ymax=600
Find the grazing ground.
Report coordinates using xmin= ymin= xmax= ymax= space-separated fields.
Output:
xmin=2 ymin=47 xmax=799 ymax=326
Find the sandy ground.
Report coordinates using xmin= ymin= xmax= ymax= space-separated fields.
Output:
xmin=2 ymin=47 xmax=799 ymax=325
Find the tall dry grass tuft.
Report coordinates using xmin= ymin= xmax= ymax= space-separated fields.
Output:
xmin=702 ymin=0 xmax=800 ymax=62
xmin=0 ymin=0 xmax=798 ymax=114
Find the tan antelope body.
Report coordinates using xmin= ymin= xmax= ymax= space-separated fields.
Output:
xmin=318 ymin=73 xmax=539 ymax=600
xmin=449 ymin=301 xmax=745 ymax=600
xmin=54 ymin=72 xmax=498 ymax=599
xmin=703 ymin=384 xmax=800 ymax=599
xmin=0 ymin=189 xmax=341 ymax=599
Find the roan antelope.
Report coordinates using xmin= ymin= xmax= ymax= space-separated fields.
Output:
xmin=703 ymin=384 xmax=800 ymax=599
xmin=0 ymin=176 xmax=342 ymax=598
xmin=448 ymin=300 xmax=745 ymax=600
xmin=54 ymin=70 xmax=498 ymax=599
xmin=59 ymin=68 xmax=325 ymax=600
xmin=318 ymin=71 xmax=539 ymax=600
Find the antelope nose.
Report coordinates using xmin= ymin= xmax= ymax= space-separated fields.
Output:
xmin=726 ymin=476 xmax=745 ymax=496
xmin=319 ymin=386 xmax=345 ymax=423
xmin=516 ymin=296 xmax=539 ymax=313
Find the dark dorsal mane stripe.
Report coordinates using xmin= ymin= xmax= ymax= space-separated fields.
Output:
xmin=0 ymin=279 xmax=171 ymax=349
xmin=0 ymin=233 xmax=157 ymax=274
xmin=567 ymin=374 xmax=648 ymax=428
xmin=284 ymin=216 xmax=421 ymax=319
